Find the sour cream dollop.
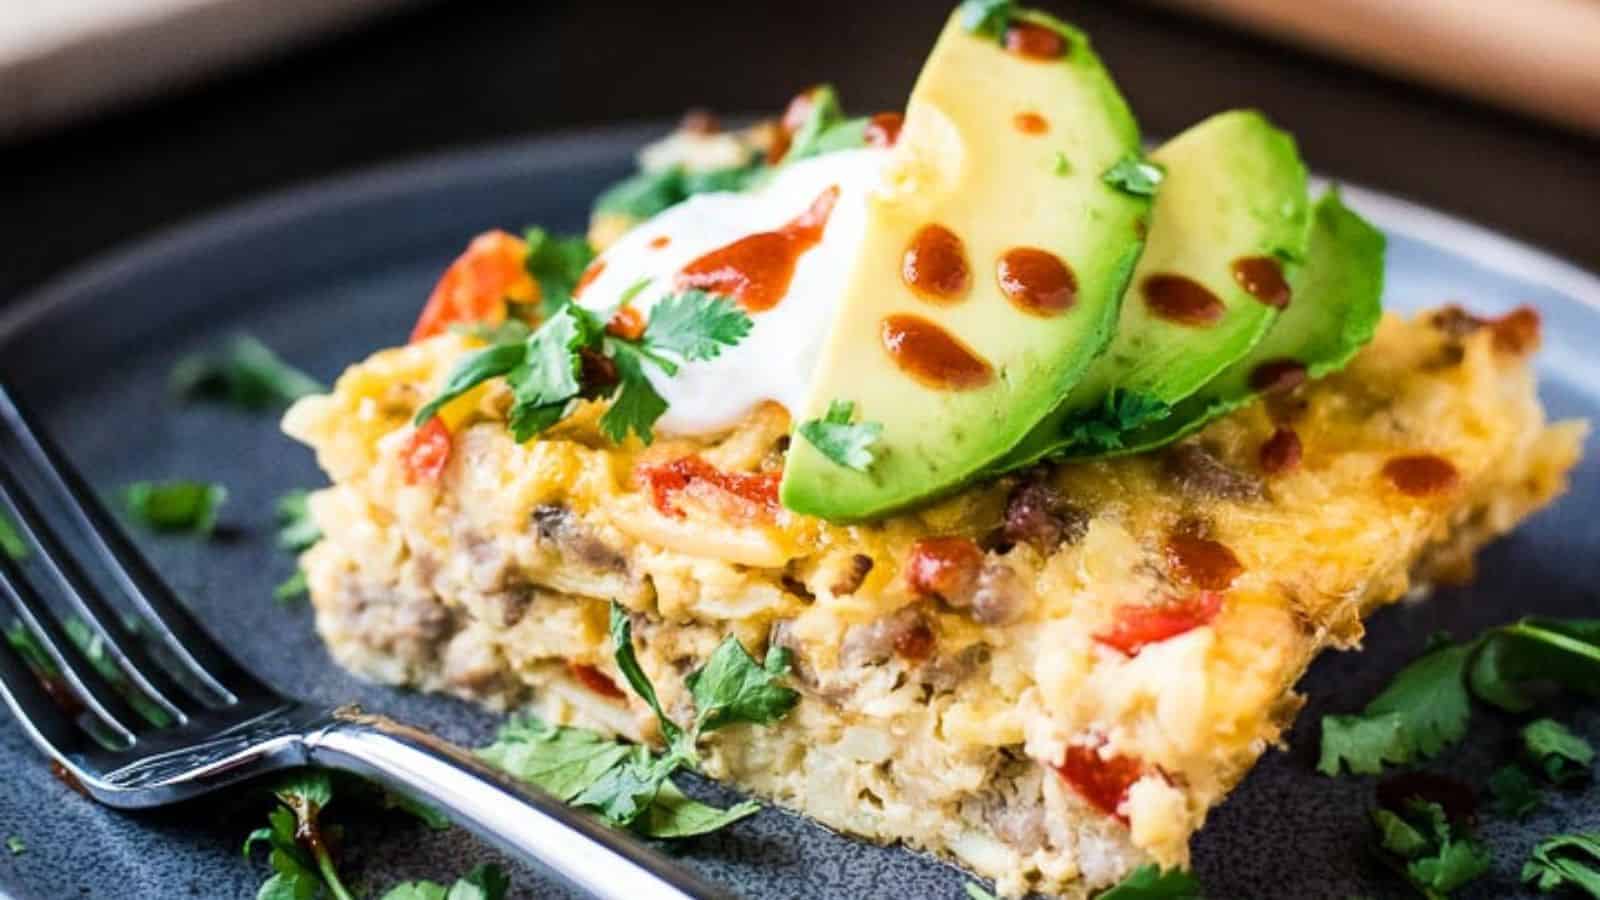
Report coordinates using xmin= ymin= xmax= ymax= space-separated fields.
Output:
xmin=577 ymin=147 xmax=889 ymax=436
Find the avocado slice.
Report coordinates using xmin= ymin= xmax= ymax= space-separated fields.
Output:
xmin=1110 ymin=190 xmax=1385 ymax=454
xmin=990 ymin=110 xmax=1311 ymax=472
xmin=780 ymin=7 xmax=1149 ymax=520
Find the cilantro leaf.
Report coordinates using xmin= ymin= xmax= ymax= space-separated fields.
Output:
xmin=958 ymin=0 xmax=1013 ymax=41
xmin=597 ymin=346 xmax=670 ymax=445
xmin=1102 ymin=155 xmax=1166 ymax=197
xmin=783 ymin=86 xmax=864 ymax=164
xmin=964 ymin=884 xmax=998 ymax=900
xmin=1053 ymin=151 xmax=1071 ymax=176
xmin=124 ymin=480 xmax=227 ymax=535
xmin=475 ymin=714 xmax=633 ymax=802
xmin=1063 ymin=389 xmax=1171 ymax=451
xmin=1468 ymin=617 xmax=1600 ymax=712
xmin=523 ymin=228 xmax=595 ymax=317
xmin=642 ymin=291 xmax=753 ymax=362
xmin=380 ymin=864 xmax=510 ymax=900
xmin=686 ymin=636 xmax=799 ymax=732
xmin=595 ymin=169 xmax=688 ymax=220
xmin=1097 ymin=863 xmax=1205 ymax=899
xmin=507 ymin=304 xmax=594 ymax=408
xmin=681 ymin=162 xmax=766 ymax=195
xmin=1319 ymin=712 xmax=1411 ymax=776
xmin=170 ymin=336 xmax=322 ymax=411
xmin=798 ymin=399 xmax=883 ymax=472
xmin=1522 ymin=718 xmax=1594 ymax=785
xmin=1373 ymin=800 xmax=1489 ymax=897
xmin=1408 ymin=837 xmax=1493 ymax=895
xmin=6 ymin=836 xmax=24 ymax=855
xmin=1318 ymin=639 xmax=1473 ymax=775
xmin=634 ymin=780 xmax=760 ymax=839
xmin=274 ymin=569 xmax=308 ymax=603
xmin=414 ymin=340 xmax=527 ymax=426
xmin=570 ymin=746 xmax=673 ymax=827
xmin=0 ymin=510 xmax=26 ymax=560
xmin=1489 ymin=764 xmax=1543 ymax=819
xmin=1523 ymin=832 xmax=1600 ymax=897
xmin=607 ymin=603 xmax=684 ymax=747
xmin=276 ymin=490 xmax=321 ymax=552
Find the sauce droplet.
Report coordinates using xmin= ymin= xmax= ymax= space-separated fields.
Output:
xmin=677 ymin=185 xmax=839 ymax=312
xmin=1165 ymin=534 xmax=1244 ymax=590
xmin=1248 ymin=359 xmax=1308 ymax=394
xmin=574 ymin=259 xmax=606 ymax=297
xmin=1231 ymin=256 xmax=1291 ymax=308
xmin=1013 ymin=112 xmax=1049 ymax=135
xmin=902 ymin=224 xmax=971 ymax=303
xmin=865 ymin=112 xmax=905 ymax=148
xmin=606 ymin=305 xmax=646 ymax=341
xmin=997 ymin=247 xmax=1077 ymax=316
xmin=1004 ymin=22 xmax=1068 ymax=60
xmin=1383 ymin=454 xmax=1459 ymax=497
xmin=1143 ymin=274 xmax=1225 ymax=326
xmin=880 ymin=314 xmax=995 ymax=391
xmin=648 ymin=235 xmax=671 ymax=250
xmin=1259 ymin=426 xmax=1303 ymax=475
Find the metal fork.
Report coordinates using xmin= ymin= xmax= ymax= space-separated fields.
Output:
xmin=0 ymin=381 xmax=730 ymax=900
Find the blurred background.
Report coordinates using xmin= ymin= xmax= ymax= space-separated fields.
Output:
xmin=2 ymin=0 xmax=1597 ymax=308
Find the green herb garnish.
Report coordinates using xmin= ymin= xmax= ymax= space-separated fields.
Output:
xmin=964 ymin=883 xmax=998 ymax=900
xmin=1062 ymin=389 xmax=1171 ymax=451
xmin=1521 ymin=718 xmax=1594 ymax=785
xmin=0 ymin=510 xmax=26 ymax=560
xmin=797 ymin=399 xmax=882 ymax=472
xmin=1523 ymin=832 xmax=1600 ymax=897
xmin=1372 ymin=799 xmax=1491 ymax=897
xmin=244 ymin=771 xmax=354 ymax=900
xmin=380 ymin=863 xmax=509 ymax=900
xmin=417 ymin=291 xmax=750 ymax=447
xmin=4 ymin=836 xmax=21 ymax=855
xmin=1098 ymin=863 xmax=1205 ymax=899
xmin=276 ymin=490 xmax=321 ymax=552
xmin=1488 ymin=764 xmax=1542 ymax=819
xmin=782 ymin=85 xmax=867 ymax=165
xmin=958 ymin=0 xmax=1013 ymax=42
xmin=123 ymin=480 xmax=227 ymax=535
xmin=1102 ymin=155 xmax=1166 ymax=197
xmin=170 ymin=336 xmax=322 ymax=411
xmin=1053 ymin=151 xmax=1071 ymax=176
xmin=523 ymin=228 xmax=595 ymax=317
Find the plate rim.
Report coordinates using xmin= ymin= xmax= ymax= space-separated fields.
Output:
xmin=4 ymin=121 xmax=1599 ymax=343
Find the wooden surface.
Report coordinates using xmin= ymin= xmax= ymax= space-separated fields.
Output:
xmin=1 ymin=0 xmax=1596 ymax=312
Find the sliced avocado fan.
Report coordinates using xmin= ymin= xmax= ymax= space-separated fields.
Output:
xmin=1112 ymin=190 xmax=1385 ymax=454
xmin=991 ymin=109 xmax=1312 ymax=472
xmin=781 ymin=6 xmax=1150 ymax=520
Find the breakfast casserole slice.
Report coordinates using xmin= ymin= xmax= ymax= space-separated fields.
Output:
xmin=281 ymin=6 xmax=1583 ymax=898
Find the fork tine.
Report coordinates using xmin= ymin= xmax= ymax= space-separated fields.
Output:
xmin=0 ymin=383 xmax=269 ymax=707
xmin=0 ymin=466 xmax=189 ymax=726
xmin=0 ymin=613 xmax=99 ymax=765
xmin=0 ymin=548 xmax=142 ymax=744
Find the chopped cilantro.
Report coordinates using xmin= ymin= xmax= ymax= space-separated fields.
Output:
xmin=1063 ymin=389 xmax=1171 ymax=451
xmin=797 ymin=399 xmax=883 ymax=472
xmin=273 ymin=569 xmax=308 ymax=603
xmin=1488 ymin=764 xmax=1543 ymax=819
xmin=1372 ymin=799 xmax=1490 ymax=897
xmin=123 ymin=480 xmax=227 ymax=535
xmin=1097 ymin=863 xmax=1205 ymax=898
xmin=1321 ymin=619 xmax=1600 ymax=776
xmin=1521 ymin=718 xmax=1594 ymax=785
xmin=964 ymin=883 xmax=998 ymax=900
xmin=1523 ymin=832 xmax=1600 ymax=897
xmin=686 ymin=635 xmax=799 ymax=732
xmin=783 ymin=86 xmax=865 ymax=164
xmin=170 ymin=336 xmax=322 ymax=411
xmin=450 ymin=318 xmax=533 ymax=345
xmin=0 ymin=510 xmax=26 ymax=560
xmin=417 ymin=291 xmax=751 ymax=448
xmin=1053 ymin=151 xmax=1071 ymax=176
xmin=595 ymin=162 xmax=764 ymax=221
xmin=380 ymin=864 xmax=509 ymax=900
xmin=5 ymin=836 xmax=23 ymax=855
xmin=958 ymin=0 xmax=1013 ymax=42
xmin=244 ymin=771 xmax=354 ymax=900
xmin=62 ymin=617 xmax=173 ymax=727
xmin=275 ymin=490 xmax=321 ymax=552
xmin=523 ymin=228 xmax=595 ymax=317
xmin=1102 ymin=155 xmax=1166 ymax=197
xmin=607 ymin=603 xmax=685 ymax=749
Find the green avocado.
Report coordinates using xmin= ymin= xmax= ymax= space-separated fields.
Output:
xmin=991 ymin=110 xmax=1311 ymax=471
xmin=1112 ymin=190 xmax=1385 ymax=453
xmin=780 ymin=6 xmax=1149 ymax=521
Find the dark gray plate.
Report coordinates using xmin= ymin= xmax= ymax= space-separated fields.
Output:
xmin=0 ymin=125 xmax=1597 ymax=900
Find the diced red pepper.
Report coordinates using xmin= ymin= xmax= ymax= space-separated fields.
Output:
xmin=567 ymin=662 xmax=627 ymax=701
xmin=1053 ymin=740 xmax=1146 ymax=823
xmin=409 ymin=230 xmax=532 ymax=343
xmin=400 ymin=417 xmax=452 ymax=485
xmin=638 ymin=456 xmax=781 ymax=519
xmin=904 ymin=536 xmax=982 ymax=602
xmin=1093 ymin=592 xmax=1224 ymax=657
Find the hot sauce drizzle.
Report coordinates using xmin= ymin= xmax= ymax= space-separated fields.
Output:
xmin=1165 ymin=534 xmax=1244 ymax=590
xmin=639 ymin=456 xmax=781 ymax=518
xmin=648 ymin=235 xmax=672 ymax=250
xmin=574 ymin=259 xmax=606 ymax=297
xmin=1231 ymin=256 xmax=1291 ymax=309
xmin=865 ymin=112 xmax=905 ymax=148
xmin=902 ymin=224 xmax=972 ymax=303
xmin=880 ymin=314 xmax=995 ymax=391
xmin=1143 ymin=274 xmax=1225 ymax=326
xmin=676 ymin=186 xmax=840 ymax=312
xmin=1013 ymin=112 xmax=1049 ymax=135
xmin=606 ymin=305 xmax=647 ymax=341
xmin=1004 ymin=22 xmax=1068 ymax=60
xmin=997 ymin=247 xmax=1077 ymax=316
xmin=1383 ymin=454 xmax=1459 ymax=497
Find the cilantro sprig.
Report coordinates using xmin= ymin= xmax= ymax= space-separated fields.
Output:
xmin=416 ymin=291 xmax=751 ymax=447
xmin=380 ymin=864 xmax=509 ymax=900
xmin=1062 ymin=389 xmax=1171 ymax=452
xmin=1523 ymin=832 xmax=1600 ymax=897
xmin=170 ymin=335 xmax=323 ymax=411
xmin=1102 ymin=155 xmax=1166 ymax=197
xmin=123 ymin=480 xmax=227 ymax=535
xmin=1372 ymin=799 xmax=1491 ymax=898
xmin=479 ymin=602 xmax=796 ymax=839
xmin=523 ymin=228 xmax=595 ymax=317
xmin=1521 ymin=718 xmax=1595 ymax=785
xmin=273 ymin=490 xmax=321 ymax=602
xmin=1098 ymin=864 xmax=1205 ymax=898
xmin=1319 ymin=618 xmax=1600 ymax=776
xmin=797 ymin=399 xmax=882 ymax=472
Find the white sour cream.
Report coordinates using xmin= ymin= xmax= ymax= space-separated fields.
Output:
xmin=577 ymin=147 xmax=889 ymax=435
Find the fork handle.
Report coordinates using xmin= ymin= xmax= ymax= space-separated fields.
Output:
xmin=303 ymin=708 xmax=736 ymax=900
